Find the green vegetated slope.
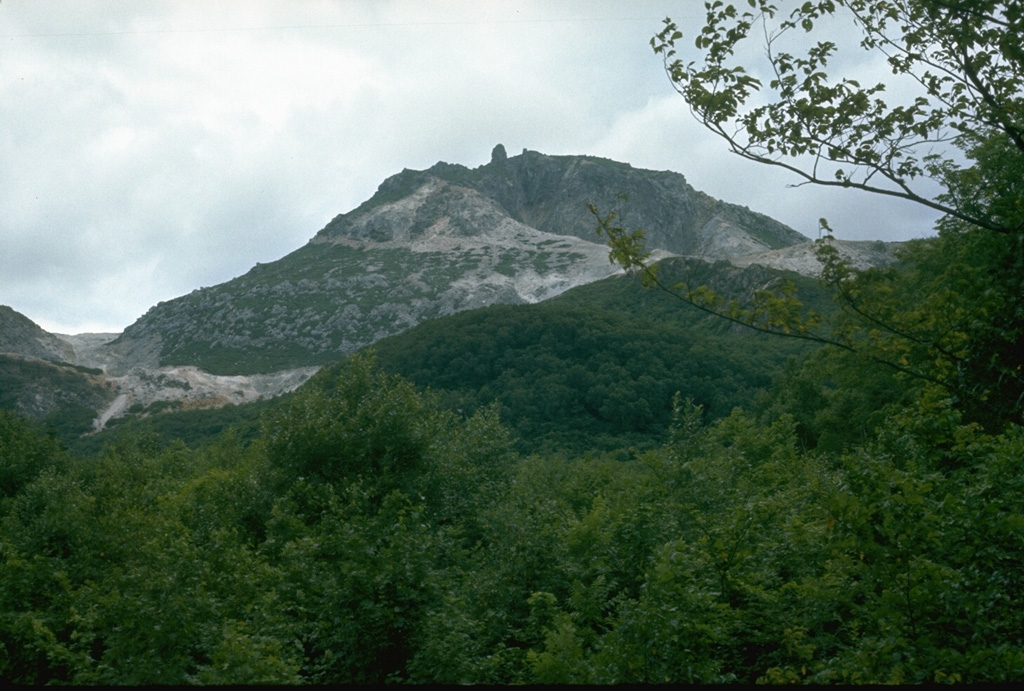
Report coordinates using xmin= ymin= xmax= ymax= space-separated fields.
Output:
xmin=116 ymin=221 xmax=606 ymax=375
xmin=370 ymin=257 xmax=821 ymax=455
xmin=0 ymin=307 xmax=112 ymax=443
xmin=75 ymin=255 xmax=822 ymax=457
xmin=117 ymin=242 xmax=465 ymax=374
xmin=3 ymin=235 xmax=1023 ymax=685
xmin=0 ymin=306 xmax=75 ymax=363
xmin=4 ymin=307 xmax=1023 ymax=684
xmin=146 ymin=238 xmax=606 ymax=375
xmin=0 ymin=355 xmax=114 ymax=444
xmin=66 ymin=396 xmax=277 ymax=458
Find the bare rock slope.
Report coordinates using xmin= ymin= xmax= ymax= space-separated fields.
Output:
xmin=734 ymin=238 xmax=899 ymax=275
xmin=1 ymin=305 xmax=75 ymax=363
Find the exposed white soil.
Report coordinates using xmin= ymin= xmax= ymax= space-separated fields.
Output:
xmin=316 ymin=183 xmax=632 ymax=307
xmin=55 ymin=332 xmax=121 ymax=353
xmin=693 ymin=216 xmax=775 ymax=260
xmin=87 ymin=364 xmax=320 ymax=432
xmin=732 ymin=239 xmax=899 ymax=276
xmin=55 ymin=332 xmax=319 ymax=431
xmin=94 ymin=393 xmax=131 ymax=431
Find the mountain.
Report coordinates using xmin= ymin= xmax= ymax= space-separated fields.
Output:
xmin=0 ymin=353 xmax=115 ymax=440
xmin=0 ymin=307 xmax=313 ymax=438
xmin=106 ymin=146 xmax=816 ymax=376
xmin=318 ymin=145 xmax=809 ymax=256
xmin=2 ymin=147 xmax=899 ymax=435
xmin=70 ymin=257 xmax=828 ymax=455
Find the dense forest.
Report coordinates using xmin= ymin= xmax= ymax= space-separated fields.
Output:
xmin=4 ymin=0 xmax=1024 ymax=683
xmin=2 ymin=223 xmax=1023 ymax=683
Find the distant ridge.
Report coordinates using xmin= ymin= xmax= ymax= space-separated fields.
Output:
xmin=0 ymin=305 xmax=75 ymax=363
xmin=319 ymin=145 xmax=810 ymax=257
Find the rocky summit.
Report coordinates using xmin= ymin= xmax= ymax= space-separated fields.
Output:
xmin=318 ymin=145 xmax=810 ymax=257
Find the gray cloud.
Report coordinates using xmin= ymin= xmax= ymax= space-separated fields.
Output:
xmin=1 ymin=0 xmax=943 ymax=334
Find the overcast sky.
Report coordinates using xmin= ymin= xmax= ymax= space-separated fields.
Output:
xmin=1 ymin=0 xmax=944 ymax=334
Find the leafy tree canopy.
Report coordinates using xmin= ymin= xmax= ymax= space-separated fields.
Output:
xmin=652 ymin=0 xmax=1023 ymax=233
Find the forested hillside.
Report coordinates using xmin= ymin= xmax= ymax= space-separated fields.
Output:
xmin=369 ymin=258 xmax=820 ymax=455
xmin=3 ymin=312 xmax=1023 ymax=683
xmin=3 ymin=228 xmax=1024 ymax=682
xmin=65 ymin=257 xmax=820 ymax=457
xmin=0 ymin=356 xmax=113 ymax=444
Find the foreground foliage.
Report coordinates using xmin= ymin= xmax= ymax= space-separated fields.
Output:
xmin=2 ymin=337 xmax=1023 ymax=683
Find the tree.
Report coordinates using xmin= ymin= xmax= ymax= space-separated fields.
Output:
xmin=0 ymin=411 xmax=66 ymax=500
xmin=587 ymin=7 xmax=1024 ymax=680
xmin=262 ymin=353 xmax=433 ymax=494
xmin=652 ymin=0 xmax=1023 ymax=233
xmin=596 ymin=0 xmax=1024 ymax=429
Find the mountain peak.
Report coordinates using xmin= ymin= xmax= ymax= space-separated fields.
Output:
xmin=109 ymin=148 xmax=823 ymax=377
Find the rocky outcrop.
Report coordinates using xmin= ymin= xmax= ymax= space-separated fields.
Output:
xmin=320 ymin=148 xmax=809 ymax=258
xmin=114 ymin=180 xmax=625 ymax=376
xmin=0 ymin=305 xmax=318 ymax=431
xmin=90 ymin=364 xmax=319 ymax=431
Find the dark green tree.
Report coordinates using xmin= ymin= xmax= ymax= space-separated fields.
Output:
xmin=263 ymin=353 xmax=434 ymax=494
xmin=0 ymin=411 xmax=66 ymax=500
